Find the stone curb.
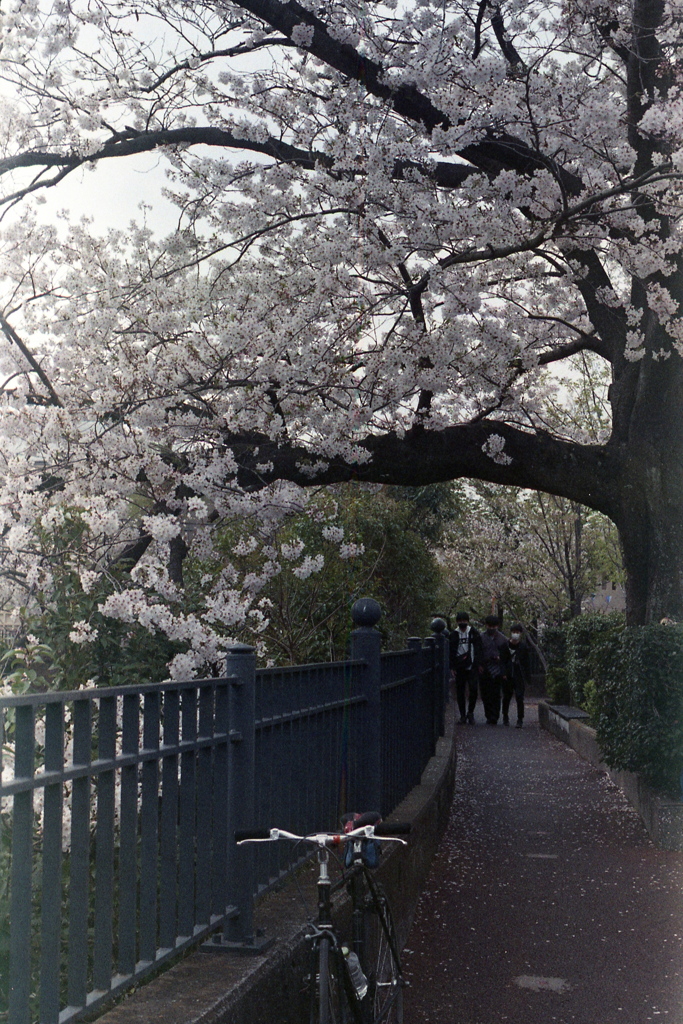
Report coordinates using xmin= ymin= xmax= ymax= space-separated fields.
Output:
xmin=538 ymin=700 xmax=683 ymax=852
xmin=95 ymin=705 xmax=457 ymax=1024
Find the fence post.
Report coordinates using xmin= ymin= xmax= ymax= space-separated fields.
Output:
xmin=350 ymin=598 xmax=382 ymax=813
xmin=206 ymin=643 xmax=272 ymax=954
xmin=406 ymin=637 xmax=424 ymax=788
xmin=431 ymin=617 xmax=448 ymax=739
xmin=422 ymin=636 xmax=437 ymax=758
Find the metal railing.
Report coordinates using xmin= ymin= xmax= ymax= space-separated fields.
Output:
xmin=0 ymin=600 xmax=449 ymax=1024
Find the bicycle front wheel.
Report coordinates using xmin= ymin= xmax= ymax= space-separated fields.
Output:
xmin=313 ymin=935 xmax=353 ymax=1024
xmin=362 ymin=880 xmax=403 ymax=1024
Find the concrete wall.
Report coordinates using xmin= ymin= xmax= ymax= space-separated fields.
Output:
xmin=97 ymin=707 xmax=456 ymax=1024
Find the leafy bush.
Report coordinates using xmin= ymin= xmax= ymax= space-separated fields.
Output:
xmin=545 ymin=666 xmax=571 ymax=705
xmin=566 ymin=612 xmax=625 ymax=705
xmin=539 ymin=624 xmax=567 ymax=670
xmin=582 ymin=678 xmax=599 ymax=723
xmin=590 ymin=623 xmax=683 ymax=798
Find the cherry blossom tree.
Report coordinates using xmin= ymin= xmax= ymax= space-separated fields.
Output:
xmin=0 ymin=0 xmax=682 ymax=675
xmin=438 ymin=482 xmax=624 ymax=624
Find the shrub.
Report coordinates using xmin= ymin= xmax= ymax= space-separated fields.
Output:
xmin=545 ymin=666 xmax=571 ymax=705
xmin=590 ymin=623 xmax=683 ymax=798
xmin=539 ymin=624 xmax=567 ymax=670
xmin=566 ymin=612 xmax=625 ymax=705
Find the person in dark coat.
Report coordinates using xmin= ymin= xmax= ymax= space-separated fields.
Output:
xmin=479 ymin=614 xmax=510 ymax=725
xmin=502 ymin=623 xmax=530 ymax=727
xmin=449 ymin=611 xmax=483 ymax=724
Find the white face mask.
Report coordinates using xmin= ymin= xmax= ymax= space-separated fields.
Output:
xmin=510 ymin=632 xmax=521 ymax=641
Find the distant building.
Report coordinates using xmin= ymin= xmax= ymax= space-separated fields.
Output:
xmin=583 ymin=582 xmax=626 ymax=614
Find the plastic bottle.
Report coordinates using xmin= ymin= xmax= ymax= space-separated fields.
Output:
xmin=342 ymin=947 xmax=368 ymax=999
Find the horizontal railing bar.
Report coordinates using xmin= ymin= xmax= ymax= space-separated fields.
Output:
xmin=0 ymin=677 xmax=236 ymax=709
xmin=380 ymin=676 xmax=418 ymax=692
xmin=0 ymin=735 xmax=231 ymax=796
xmin=256 ymin=694 xmax=367 ymax=729
xmin=255 ymin=659 xmax=365 ymax=679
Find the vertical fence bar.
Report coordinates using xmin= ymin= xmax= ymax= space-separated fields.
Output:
xmin=431 ymin=619 xmax=448 ymax=740
xmin=406 ymin=638 xmax=423 ymax=791
xmin=118 ymin=692 xmax=139 ymax=976
xmin=224 ymin=644 xmax=259 ymax=947
xmin=67 ymin=698 xmax=93 ymax=1010
xmin=195 ymin=685 xmax=213 ymax=929
xmin=8 ymin=704 xmax=34 ymax=1024
xmin=159 ymin=689 xmax=180 ymax=950
xmin=211 ymin=683 xmax=229 ymax=926
xmin=139 ymin=692 xmax=160 ymax=964
xmin=39 ymin=701 xmax=65 ymax=1024
xmin=93 ymin=696 xmax=117 ymax=992
xmin=422 ymin=636 xmax=437 ymax=760
xmin=178 ymin=688 xmax=197 ymax=939
xmin=349 ymin=599 xmax=382 ymax=814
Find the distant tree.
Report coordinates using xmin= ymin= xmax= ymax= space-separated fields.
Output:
xmin=439 ymin=482 xmax=623 ymax=625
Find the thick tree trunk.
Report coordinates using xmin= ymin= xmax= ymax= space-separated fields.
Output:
xmin=614 ymin=451 xmax=683 ymax=625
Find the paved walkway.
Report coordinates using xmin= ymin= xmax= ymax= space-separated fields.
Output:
xmin=402 ymin=702 xmax=683 ymax=1024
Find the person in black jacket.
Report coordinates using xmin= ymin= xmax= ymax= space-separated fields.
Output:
xmin=480 ymin=614 xmax=511 ymax=725
xmin=502 ymin=623 xmax=530 ymax=727
xmin=449 ymin=611 xmax=483 ymax=725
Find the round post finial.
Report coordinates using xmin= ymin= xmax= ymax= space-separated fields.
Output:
xmin=351 ymin=598 xmax=382 ymax=628
xmin=431 ymin=617 xmax=447 ymax=634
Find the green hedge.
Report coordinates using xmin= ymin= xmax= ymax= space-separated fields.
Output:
xmin=566 ymin=612 xmax=625 ymax=706
xmin=589 ymin=623 xmax=683 ymax=798
xmin=540 ymin=613 xmax=683 ymax=797
xmin=545 ymin=666 xmax=571 ymax=705
xmin=539 ymin=624 xmax=567 ymax=670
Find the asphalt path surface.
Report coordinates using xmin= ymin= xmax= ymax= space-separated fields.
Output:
xmin=402 ymin=702 xmax=683 ymax=1024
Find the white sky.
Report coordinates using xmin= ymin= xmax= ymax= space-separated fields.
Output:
xmin=30 ymin=151 xmax=179 ymax=237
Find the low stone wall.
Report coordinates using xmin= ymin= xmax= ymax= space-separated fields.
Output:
xmin=97 ymin=706 xmax=456 ymax=1024
xmin=539 ymin=701 xmax=683 ymax=852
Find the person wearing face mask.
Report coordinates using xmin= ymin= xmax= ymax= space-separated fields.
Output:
xmin=449 ymin=611 xmax=483 ymax=724
xmin=502 ymin=623 xmax=530 ymax=728
xmin=480 ymin=614 xmax=511 ymax=725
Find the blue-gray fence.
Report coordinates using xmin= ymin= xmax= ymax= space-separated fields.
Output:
xmin=0 ymin=601 xmax=449 ymax=1024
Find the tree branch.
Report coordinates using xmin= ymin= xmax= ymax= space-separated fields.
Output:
xmin=0 ymin=316 xmax=63 ymax=407
xmin=0 ymin=127 xmax=475 ymax=202
xmin=226 ymin=422 xmax=619 ymax=518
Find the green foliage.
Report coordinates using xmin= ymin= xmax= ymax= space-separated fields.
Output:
xmin=201 ymin=484 xmax=446 ymax=665
xmin=544 ymin=613 xmax=683 ymax=797
xmin=539 ymin=624 xmax=568 ymax=670
xmin=545 ymin=666 xmax=571 ymax=705
xmin=565 ymin=612 xmax=625 ymax=705
xmin=589 ymin=624 xmax=683 ymax=797
xmin=582 ymin=678 xmax=599 ymax=723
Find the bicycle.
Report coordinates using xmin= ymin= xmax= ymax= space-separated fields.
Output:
xmin=235 ymin=811 xmax=410 ymax=1024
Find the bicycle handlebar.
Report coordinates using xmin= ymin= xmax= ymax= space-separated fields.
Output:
xmin=235 ymin=823 xmax=411 ymax=846
xmin=234 ymin=828 xmax=272 ymax=842
xmin=375 ymin=822 xmax=411 ymax=836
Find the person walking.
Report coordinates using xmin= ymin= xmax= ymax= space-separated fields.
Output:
xmin=449 ymin=611 xmax=483 ymax=725
xmin=502 ymin=623 xmax=530 ymax=727
xmin=479 ymin=614 xmax=510 ymax=725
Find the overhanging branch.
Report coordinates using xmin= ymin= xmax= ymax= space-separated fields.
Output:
xmin=226 ymin=422 xmax=619 ymax=518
